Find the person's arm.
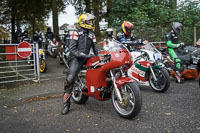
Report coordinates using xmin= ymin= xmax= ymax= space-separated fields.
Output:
xmin=166 ymin=33 xmax=179 ymax=48
xmin=116 ymin=32 xmax=123 ymax=42
xmin=91 ymin=35 xmax=98 ymax=56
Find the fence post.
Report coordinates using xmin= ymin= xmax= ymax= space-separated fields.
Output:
xmin=35 ymin=42 xmax=40 ymax=82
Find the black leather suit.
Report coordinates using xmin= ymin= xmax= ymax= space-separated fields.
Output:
xmin=116 ymin=31 xmax=143 ymax=51
xmin=65 ymin=28 xmax=98 ymax=93
xmin=45 ymin=31 xmax=54 ymax=41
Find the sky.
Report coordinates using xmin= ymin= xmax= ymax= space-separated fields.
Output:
xmin=46 ymin=0 xmax=188 ymax=27
xmin=46 ymin=5 xmax=78 ymax=27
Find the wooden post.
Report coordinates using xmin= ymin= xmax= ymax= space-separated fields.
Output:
xmin=194 ymin=27 xmax=196 ymax=46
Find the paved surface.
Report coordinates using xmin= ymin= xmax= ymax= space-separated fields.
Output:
xmin=0 ymin=55 xmax=200 ymax=133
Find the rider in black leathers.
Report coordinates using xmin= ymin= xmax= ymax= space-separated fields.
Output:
xmin=21 ymin=30 xmax=31 ymax=43
xmin=61 ymin=13 xmax=99 ymax=115
xmin=45 ymin=27 xmax=54 ymax=41
xmin=33 ymin=28 xmax=43 ymax=48
xmin=116 ymin=21 xmax=148 ymax=50
xmin=45 ymin=27 xmax=55 ymax=50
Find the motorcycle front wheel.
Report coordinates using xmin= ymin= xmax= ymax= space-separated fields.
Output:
xmin=111 ymin=82 xmax=142 ymax=119
xmin=149 ymin=68 xmax=170 ymax=93
xmin=58 ymin=54 xmax=64 ymax=64
xmin=71 ymin=77 xmax=88 ymax=104
xmin=40 ymin=59 xmax=47 ymax=73
xmin=51 ymin=48 xmax=57 ymax=58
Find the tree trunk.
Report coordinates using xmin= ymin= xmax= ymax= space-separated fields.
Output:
xmin=106 ymin=0 xmax=112 ymax=26
xmin=194 ymin=27 xmax=196 ymax=46
xmin=32 ymin=18 xmax=35 ymax=35
xmin=52 ymin=0 xmax=61 ymax=52
xmin=11 ymin=7 xmax=15 ymax=43
xmin=52 ymin=0 xmax=60 ymax=42
xmin=92 ymin=0 xmax=101 ymax=42
xmin=84 ymin=0 xmax=91 ymax=13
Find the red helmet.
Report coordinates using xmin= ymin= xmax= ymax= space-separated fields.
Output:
xmin=121 ymin=21 xmax=134 ymax=36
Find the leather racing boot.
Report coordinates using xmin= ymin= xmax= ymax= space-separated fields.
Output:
xmin=61 ymin=92 xmax=71 ymax=115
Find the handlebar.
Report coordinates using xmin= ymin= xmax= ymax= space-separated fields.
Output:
xmin=91 ymin=54 xmax=111 ymax=68
xmin=133 ymin=51 xmax=150 ymax=63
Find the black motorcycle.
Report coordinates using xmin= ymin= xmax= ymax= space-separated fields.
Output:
xmin=159 ymin=45 xmax=200 ymax=81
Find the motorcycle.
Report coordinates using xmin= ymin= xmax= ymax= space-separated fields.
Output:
xmin=125 ymin=42 xmax=170 ymax=93
xmin=38 ymin=48 xmax=47 ymax=73
xmin=71 ymin=40 xmax=142 ymax=119
xmin=33 ymin=33 xmax=47 ymax=73
xmin=46 ymin=38 xmax=58 ymax=58
xmin=159 ymin=45 xmax=200 ymax=82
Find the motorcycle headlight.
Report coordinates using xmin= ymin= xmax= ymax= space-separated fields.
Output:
xmin=153 ymin=52 xmax=162 ymax=61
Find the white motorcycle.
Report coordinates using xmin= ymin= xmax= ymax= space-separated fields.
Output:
xmin=46 ymin=38 xmax=58 ymax=58
xmin=126 ymin=42 xmax=170 ymax=93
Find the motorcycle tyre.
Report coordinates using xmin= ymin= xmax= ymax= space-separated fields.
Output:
xmin=40 ymin=59 xmax=47 ymax=73
xmin=149 ymin=68 xmax=170 ymax=93
xmin=71 ymin=78 xmax=89 ymax=104
xmin=51 ymin=51 xmax=57 ymax=58
xmin=72 ymin=91 xmax=88 ymax=104
xmin=111 ymin=82 xmax=142 ymax=119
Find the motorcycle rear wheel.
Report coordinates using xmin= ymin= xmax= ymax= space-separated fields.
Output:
xmin=71 ymin=77 xmax=88 ymax=104
xmin=149 ymin=68 xmax=170 ymax=93
xmin=111 ymin=82 xmax=142 ymax=119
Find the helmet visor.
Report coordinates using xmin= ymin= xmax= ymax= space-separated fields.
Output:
xmin=85 ymin=14 xmax=95 ymax=26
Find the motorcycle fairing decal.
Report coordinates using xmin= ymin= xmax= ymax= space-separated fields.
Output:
xmin=128 ymin=66 xmax=146 ymax=81
xmin=135 ymin=63 xmax=148 ymax=72
xmin=138 ymin=61 xmax=153 ymax=68
xmin=115 ymin=77 xmax=133 ymax=89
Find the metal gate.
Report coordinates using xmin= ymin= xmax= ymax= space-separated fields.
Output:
xmin=0 ymin=43 xmax=40 ymax=84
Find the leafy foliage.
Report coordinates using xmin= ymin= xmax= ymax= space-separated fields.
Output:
xmin=109 ymin=0 xmax=200 ymax=44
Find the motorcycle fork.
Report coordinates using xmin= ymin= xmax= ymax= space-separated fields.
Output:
xmin=150 ymin=66 xmax=157 ymax=81
xmin=110 ymin=70 xmax=123 ymax=102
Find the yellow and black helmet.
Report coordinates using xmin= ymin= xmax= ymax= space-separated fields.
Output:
xmin=78 ymin=13 xmax=96 ymax=30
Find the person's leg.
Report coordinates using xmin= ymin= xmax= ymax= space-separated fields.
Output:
xmin=61 ymin=59 xmax=85 ymax=115
xmin=168 ymin=48 xmax=184 ymax=83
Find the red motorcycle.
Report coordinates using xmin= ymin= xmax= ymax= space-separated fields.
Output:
xmin=71 ymin=40 xmax=142 ymax=119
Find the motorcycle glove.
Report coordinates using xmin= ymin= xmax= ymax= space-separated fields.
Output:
xmin=79 ymin=52 xmax=92 ymax=59
xmin=180 ymin=43 xmax=184 ymax=47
